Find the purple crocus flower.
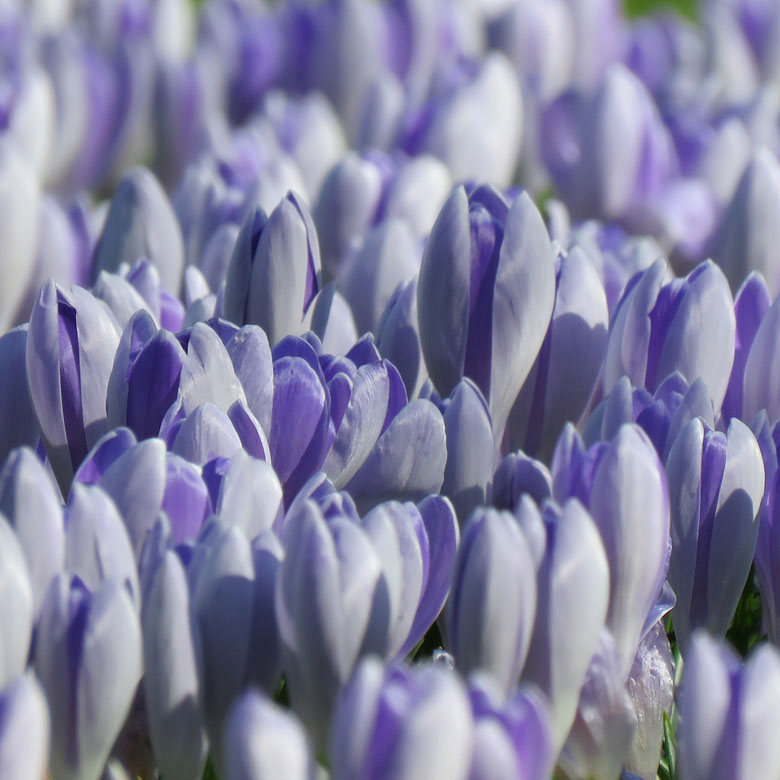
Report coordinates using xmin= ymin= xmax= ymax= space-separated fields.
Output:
xmin=329 ymin=657 xmax=474 ymax=780
xmin=26 ymin=279 xmax=121 ymax=493
xmin=444 ymin=508 xmax=537 ymax=695
xmin=92 ymin=166 xmax=186 ymax=294
xmin=0 ymin=328 xmax=39 ymax=465
xmin=468 ymin=674 xmax=554 ymax=780
xmin=375 ymin=277 xmax=427 ymax=398
xmin=678 ymin=633 xmax=780 ymax=780
xmin=77 ymin=432 xmax=211 ymax=557
xmin=141 ymin=528 xmax=207 ymax=780
xmin=190 ymin=522 xmax=284 ymax=761
xmin=439 ymin=379 xmax=494 ymax=521
xmin=223 ymin=193 xmax=321 ymax=344
xmin=0 ymin=673 xmax=50 ymax=780
xmin=666 ymin=417 xmax=764 ymax=650
xmin=559 ymin=629 xmax=637 ymax=780
xmin=584 ymin=372 xmax=714 ymax=462
xmin=625 ymin=622 xmax=675 ymax=779
xmin=314 ymin=151 xmax=450 ymax=281
xmin=34 ymin=573 xmax=142 ymax=780
xmin=64 ymin=483 xmax=139 ymax=608
xmin=506 ymin=245 xmax=608 ymax=461
xmin=750 ymin=412 xmax=780 ymax=646
xmin=208 ymin=449 xmax=284 ymax=539
xmin=0 ymin=446 xmax=64 ymax=616
xmin=276 ymin=492 xmax=458 ymax=749
xmin=222 ymin=690 xmax=316 ymax=780
xmin=0 ymin=514 xmax=34 ymax=689
xmin=0 ymin=141 xmax=39 ymax=334
xmin=742 ymin=286 xmax=780 ymax=426
xmin=603 ymin=258 xmax=736 ymax=415
xmin=518 ymin=497 xmax=610 ymax=749
xmin=712 ymin=149 xmax=780 ymax=295
xmin=541 ymin=64 xmax=675 ymax=222
xmin=492 ymin=450 xmax=551 ymax=512
xmin=337 ymin=217 xmax=421 ymax=335
xmin=271 ymin=334 xmax=446 ymax=509
xmin=723 ymin=272 xmax=771 ymax=423
xmin=413 ymin=53 xmax=523 ymax=189
xmin=552 ymin=423 xmax=670 ymax=679
xmin=417 ymin=184 xmax=555 ymax=444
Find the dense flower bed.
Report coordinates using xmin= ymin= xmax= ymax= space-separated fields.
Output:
xmin=2 ymin=0 xmax=780 ymax=778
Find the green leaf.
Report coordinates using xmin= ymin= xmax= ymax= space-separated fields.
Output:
xmin=623 ymin=0 xmax=698 ymax=21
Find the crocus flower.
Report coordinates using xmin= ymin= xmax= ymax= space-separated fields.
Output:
xmin=314 ymin=151 xmax=451 ymax=280
xmin=337 ymin=217 xmax=421 ymax=335
xmin=444 ymin=507 xmax=537 ymax=695
xmin=542 ymin=64 xmax=675 ymax=222
xmin=26 ymin=279 xmax=121 ymax=493
xmin=0 ymin=446 xmax=64 ymax=616
xmin=414 ymin=53 xmax=523 ymax=189
xmin=0 ymin=328 xmax=38 ymax=465
xmin=506 ymin=245 xmax=608 ymax=460
xmin=584 ymin=372 xmax=714 ymax=461
xmin=492 ymin=450 xmax=551 ymax=511
xmin=559 ymin=629 xmax=637 ymax=780
xmin=518 ymin=497 xmax=610 ymax=749
xmin=552 ymin=423 xmax=670 ymax=679
xmin=64 ymin=483 xmax=140 ymax=609
xmin=666 ymin=417 xmax=764 ymax=650
xmin=223 ymin=193 xmax=321 ymax=344
xmin=0 ymin=673 xmax=50 ymax=780
xmin=625 ymin=623 xmax=675 ymax=780
xmin=222 ymin=690 xmax=316 ymax=780
xmin=0 ymin=141 xmax=39 ymax=334
xmin=0 ymin=515 xmax=34 ymax=689
xmin=79 ymin=432 xmax=211 ymax=557
xmin=92 ymin=166 xmax=186 ymax=294
xmin=678 ymin=633 xmax=780 ymax=780
xmin=35 ymin=574 xmax=143 ymax=780
xmin=712 ymin=149 xmax=780 ymax=294
xmin=417 ymin=184 xmax=555 ymax=443
xmin=271 ymin=334 xmax=446 ymax=510
xmin=603 ymin=258 xmax=736 ymax=414
xmin=750 ymin=412 xmax=780 ymax=646
xmin=190 ymin=522 xmax=283 ymax=758
xmin=276 ymin=493 xmax=458 ymax=749
xmin=141 ymin=526 xmax=207 ymax=780
xmin=329 ymin=657 xmax=473 ymax=780
xmin=468 ymin=674 xmax=554 ymax=780
xmin=439 ymin=379 xmax=494 ymax=521
xmin=262 ymin=91 xmax=346 ymax=197
xmin=723 ymin=272 xmax=771 ymax=423
xmin=375 ymin=277 xmax=427 ymax=398
xmin=208 ymin=449 xmax=284 ymax=539
xmin=742 ymin=288 xmax=780 ymax=426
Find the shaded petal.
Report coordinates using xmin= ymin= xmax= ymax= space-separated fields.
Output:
xmin=227 ymin=325 xmax=274 ymax=436
xmin=222 ymin=690 xmax=314 ymax=780
xmin=441 ymin=379 xmax=494 ymax=523
xmin=417 ymin=186 xmax=471 ymax=397
xmin=0 ymin=515 xmax=33 ymax=688
xmin=65 ymin=484 xmax=139 ymax=608
xmin=171 ymin=402 xmax=243 ymax=465
xmin=143 ymin=549 xmax=207 ymax=780
xmin=0 ymin=673 xmax=50 ymax=780
xmin=488 ymin=192 xmax=556 ymax=440
xmin=0 ymin=328 xmax=39 ymax=465
xmin=0 ymin=447 xmax=64 ymax=616
xmin=345 ymin=399 xmax=446 ymax=512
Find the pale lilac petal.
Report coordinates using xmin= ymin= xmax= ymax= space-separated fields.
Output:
xmin=345 ymin=399 xmax=446 ymax=512
xmin=0 ymin=447 xmax=64 ymax=615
